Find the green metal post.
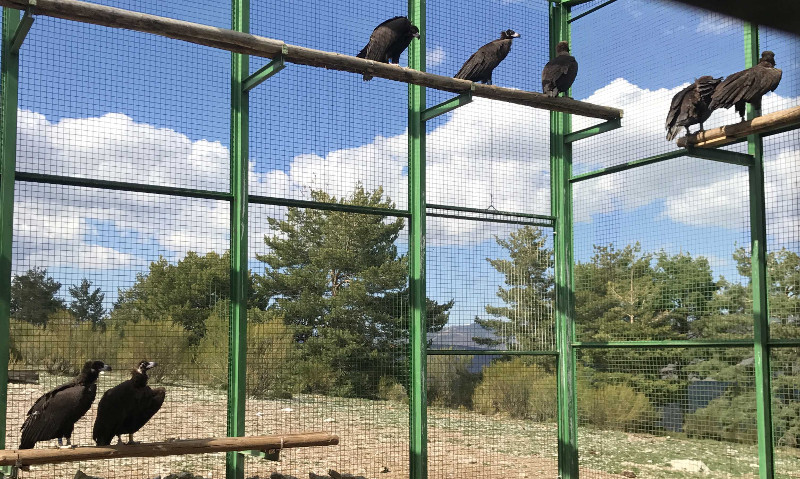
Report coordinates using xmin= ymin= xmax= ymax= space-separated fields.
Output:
xmin=744 ymin=22 xmax=774 ymax=479
xmin=227 ymin=0 xmax=248 ymax=477
xmin=0 ymin=7 xmax=22 ymax=455
xmin=407 ymin=0 xmax=426 ymax=477
xmin=551 ymin=2 xmax=578 ymax=478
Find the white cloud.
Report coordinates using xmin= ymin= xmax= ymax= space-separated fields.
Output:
xmin=427 ymin=46 xmax=446 ymax=68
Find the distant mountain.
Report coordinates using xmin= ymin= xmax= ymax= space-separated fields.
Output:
xmin=427 ymin=322 xmax=504 ymax=374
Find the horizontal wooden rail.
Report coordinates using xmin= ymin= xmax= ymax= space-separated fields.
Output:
xmin=677 ymin=105 xmax=800 ymax=148
xmin=0 ymin=0 xmax=623 ymax=120
xmin=0 ymin=433 xmax=339 ymax=467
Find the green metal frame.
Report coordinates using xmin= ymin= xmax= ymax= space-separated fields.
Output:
xmin=227 ymin=0 xmax=249 ymax=478
xmin=407 ymin=0 xmax=426 ymax=477
xmin=563 ymin=118 xmax=621 ymax=144
xmin=242 ymin=52 xmax=286 ymax=92
xmin=744 ymin=22 xmax=774 ymax=479
xmin=420 ymin=92 xmax=472 ymax=122
xmin=550 ymin=3 xmax=578 ymax=479
xmin=0 ymin=5 xmax=21 ymax=462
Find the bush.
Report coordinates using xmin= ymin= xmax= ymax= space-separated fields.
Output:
xmin=578 ymin=382 xmax=654 ymax=432
xmin=472 ymin=358 xmax=556 ymax=421
xmin=427 ymin=354 xmax=478 ymax=409
xmin=378 ymin=376 xmax=408 ymax=404
xmin=684 ymin=392 xmax=757 ymax=443
xmin=113 ymin=319 xmax=193 ymax=383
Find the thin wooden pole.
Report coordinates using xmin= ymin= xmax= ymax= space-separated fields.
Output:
xmin=0 ymin=433 xmax=339 ymax=467
xmin=0 ymin=0 xmax=623 ymax=120
xmin=677 ymin=105 xmax=800 ymax=148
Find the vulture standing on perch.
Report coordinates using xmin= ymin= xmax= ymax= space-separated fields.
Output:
xmin=357 ymin=16 xmax=420 ymax=81
xmin=665 ymin=75 xmax=722 ymax=141
xmin=541 ymin=41 xmax=579 ymax=97
xmin=455 ymin=29 xmax=521 ymax=85
xmin=19 ymin=360 xmax=112 ymax=449
xmin=93 ymin=360 xmax=165 ymax=446
xmin=709 ymin=51 xmax=782 ymax=122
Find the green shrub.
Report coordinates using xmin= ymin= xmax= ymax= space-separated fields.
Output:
xmin=378 ymin=376 xmax=408 ymax=404
xmin=427 ymin=354 xmax=478 ymax=409
xmin=578 ymin=382 xmax=653 ymax=432
xmin=246 ymin=311 xmax=297 ymax=398
xmin=113 ymin=319 xmax=193 ymax=383
xmin=684 ymin=392 xmax=757 ymax=443
xmin=297 ymin=359 xmax=339 ymax=395
xmin=472 ymin=358 xmax=556 ymax=421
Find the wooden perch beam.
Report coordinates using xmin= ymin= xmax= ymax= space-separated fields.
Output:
xmin=0 ymin=0 xmax=623 ymax=120
xmin=677 ymin=106 xmax=800 ymax=148
xmin=0 ymin=432 xmax=339 ymax=467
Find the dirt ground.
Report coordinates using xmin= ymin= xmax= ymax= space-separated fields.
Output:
xmin=4 ymin=373 xmax=622 ymax=479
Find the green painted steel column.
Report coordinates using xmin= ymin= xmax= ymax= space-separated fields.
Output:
xmin=0 ymin=7 xmax=21 ymax=454
xmin=227 ymin=0 xmax=249 ymax=477
xmin=551 ymin=2 xmax=578 ymax=478
xmin=744 ymin=22 xmax=774 ymax=479
xmin=407 ymin=0 xmax=426 ymax=477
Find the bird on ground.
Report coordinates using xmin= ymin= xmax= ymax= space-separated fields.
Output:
xmin=454 ymin=29 xmax=521 ymax=85
xmin=356 ymin=16 xmax=420 ymax=81
xmin=19 ymin=360 xmax=111 ymax=449
xmin=542 ymin=41 xmax=578 ymax=97
xmin=93 ymin=360 xmax=165 ymax=446
xmin=709 ymin=51 xmax=782 ymax=122
xmin=665 ymin=75 xmax=722 ymax=141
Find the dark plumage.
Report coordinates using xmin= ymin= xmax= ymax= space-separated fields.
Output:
xmin=542 ymin=41 xmax=578 ymax=97
xmin=19 ymin=360 xmax=111 ymax=449
xmin=455 ymin=29 xmax=520 ymax=85
xmin=665 ymin=76 xmax=722 ymax=141
xmin=709 ymin=51 xmax=782 ymax=121
xmin=93 ymin=360 xmax=165 ymax=446
xmin=356 ymin=16 xmax=420 ymax=81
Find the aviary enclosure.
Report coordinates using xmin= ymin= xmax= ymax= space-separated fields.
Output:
xmin=0 ymin=0 xmax=798 ymax=478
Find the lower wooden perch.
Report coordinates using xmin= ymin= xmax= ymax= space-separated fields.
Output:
xmin=677 ymin=105 xmax=800 ymax=148
xmin=0 ymin=433 xmax=339 ymax=467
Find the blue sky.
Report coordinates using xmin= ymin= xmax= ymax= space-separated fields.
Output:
xmin=8 ymin=0 xmax=800 ymax=336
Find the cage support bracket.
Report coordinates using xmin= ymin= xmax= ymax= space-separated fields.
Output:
xmin=10 ymin=3 xmax=35 ymax=54
xmin=242 ymin=49 xmax=287 ymax=92
xmin=421 ymin=91 xmax=472 ymax=122
xmin=684 ymin=146 xmax=754 ymax=167
xmin=570 ymin=150 xmax=685 ymax=183
xmin=241 ymin=448 xmax=280 ymax=462
xmin=563 ymin=117 xmax=621 ymax=143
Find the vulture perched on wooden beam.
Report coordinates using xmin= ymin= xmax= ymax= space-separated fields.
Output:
xmin=455 ymin=29 xmax=520 ymax=85
xmin=542 ymin=41 xmax=578 ymax=97
xmin=19 ymin=360 xmax=111 ymax=449
xmin=93 ymin=360 xmax=165 ymax=446
xmin=665 ymin=75 xmax=722 ymax=141
xmin=709 ymin=51 xmax=782 ymax=122
xmin=357 ymin=16 xmax=420 ymax=81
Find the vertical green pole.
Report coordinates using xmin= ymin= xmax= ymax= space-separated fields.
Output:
xmin=407 ymin=0 xmax=426 ymax=477
xmin=0 ymin=7 xmax=21 ymax=455
xmin=744 ymin=22 xmax=774 ymax=479
xmin=551 ymin=2 xmax=578 ymax=479
xmin=227 ymin=0 xmax=248 ymax=477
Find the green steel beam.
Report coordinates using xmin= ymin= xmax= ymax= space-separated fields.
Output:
xmin=768 ymin=338 xmax=800 ymax=347
xmin=0 ymin=6 xmax=22 ymax=458
xmin=574 ymin=339 xmax=755 ymax=348
xmin=13 ymin=172 xmax=233 ymax=201
xmin=551 ymin=2 xmax=578 ymax=478
xmin=567 ymin=0 xmax=619 ymax=23
xmin=569 ymin=150 xmax=685 ymax=183
xmin=241 ymin=53 xmax=285 ymax=92
xmin=427 ymin=203 xmax=555 ymax=222
xmin=427 ymin=211 xmax=552 ymax=227
xmin=227 ymin=0 xmax=248 ymax=477
xmin=744 ymin=21 xmax=774 ymax=479
xmin=559 ymin=0 xmax=596 ymax=7
xmin=420 ymin=92 xmax=471 ymax=122
xmin=408 ymin=0 xmax=426 ymax=477
xmin=9 ymin=6 xmax=31 ymax=54
xmin=249 ymin=194 xmax=410 ymax=217
xmin=684 ymin=146 xmax=754 ymax=167
xmin=427 ymin=349 xmax=558 ymax=356
xmin=563 ymin=118 xmax=621 ymax=143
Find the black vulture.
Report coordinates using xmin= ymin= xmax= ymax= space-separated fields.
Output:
xmin=665 ymin=76 xmax=722 ymax=141
xmin=709 ymin=51 xmax=782 ymax=121
xmin=93 ymin=360 xmax=165 ymax=446
xmin=356 ymin=16 xmax=420 ymax=81
xmin=542 ymin=41 xmax=579 ymax=97
xmin=19 ymin=360 xmax=111 ymax=449
xmin=454 ymin=29 xmax=520 ymax=85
